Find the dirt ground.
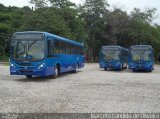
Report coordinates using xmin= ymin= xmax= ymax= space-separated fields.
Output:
xmin=0 ymin=63 xmax=160 ymax=113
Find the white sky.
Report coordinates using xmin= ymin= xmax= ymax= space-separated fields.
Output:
xmin=0 ymin=0 xmax=159 ymax=24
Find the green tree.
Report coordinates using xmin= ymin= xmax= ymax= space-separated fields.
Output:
xmin=129 ymin=8 xmax=157 ymax=44
xmin=104 ymin=8 xmax=130 ymax=47
xmin=80 ymin=0 xmax=109 ymax=61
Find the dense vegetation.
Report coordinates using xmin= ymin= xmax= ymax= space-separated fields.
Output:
xmin=0 ymin=0 xmax=160 ymax=61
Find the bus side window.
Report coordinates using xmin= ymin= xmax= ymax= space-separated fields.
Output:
xmin=47 ymin=40 xmax=54 ymax=57
xmin=66 ymin=43 xmax=71 ymax=54
xmin=59 ymin=41 xmax=62 ymax=54
xmin=63 ymin=42 xmax=66 ymax=54
xmin=79 ymin=46 xmax=82 ymax=55
xmin=77 ymin=46 xmax=79 ymax=54
xmin=78 ymin=46 xmax=81 ymax=55
xmin=60 ymin=42 xmax=66 ymax=54
xmin=68 ymin=44 xmax=71 ymax=54
xmin=79 ymin=46 xmax=81 ymax=55
xmin=76 ymin=46 xmax=79 ymax=54
xmin=59 ymin=41 xmax=64 ymax=54
xmin=66 ymin=43 xmax=69 ymax=54
xmin=54 ymin=40 xmax=59 ymax=54
xmin=71 ymin=45 xmax=75 ymax=54
xmin=74 ymin=46 xmax=77 ymax=54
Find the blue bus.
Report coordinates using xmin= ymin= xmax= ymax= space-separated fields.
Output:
xmin=99 ymin=45 xmax=129 ymax=71
xmin=10 ymin=31 xmax=85 ymax=78
xmin=129 ymin=45 xmax=154 ymax=72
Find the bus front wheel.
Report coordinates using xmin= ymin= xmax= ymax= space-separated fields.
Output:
xmin=148 ymin=69 xmax=152 ymax=72
xmin=120 ymin=63 xmax=123 ymax=71
xmin=53 ymin=67 xmax=58 ymax=78
xmin=26 ymin=75 xmax=32 ymax=78
xmin=73 ymin=64 xmax=78 ymax=73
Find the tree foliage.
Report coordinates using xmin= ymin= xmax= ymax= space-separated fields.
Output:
xmin=79 ymin=0 xmax=109 ymax=61
xmin=0 ymin=1 xmax=160 ymax=61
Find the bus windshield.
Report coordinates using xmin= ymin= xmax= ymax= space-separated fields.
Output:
xmin=11 ymin=40 xmax=45 ymax=61
xmin=102 ymin=49 xmax=120 ymax=61
xmin=131 ymin=50 xmax=152 ymax=62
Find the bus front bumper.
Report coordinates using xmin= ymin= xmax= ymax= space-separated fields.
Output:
xmin=10 ymin=68 xmax=47 ymax=76
xmin=100 ymin=61 xmax=121 ymax=69
xmin=129 ymin=62 xmax=153 ymax=71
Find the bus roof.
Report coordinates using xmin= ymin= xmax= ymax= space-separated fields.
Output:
xmin=102 ymin=45 xmax=129 ymax=51
xmin=14 ymin=31 xmax=83 ymax=47
xmin=130 ymin=45 xmax=153 ymax=49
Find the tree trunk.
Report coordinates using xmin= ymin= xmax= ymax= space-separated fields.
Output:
xmin=2 ymin=47 xmax=5 ymax=56
xmin=91 ymin=32 xmax=95 ymax=62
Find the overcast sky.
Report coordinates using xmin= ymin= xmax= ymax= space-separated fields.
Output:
xmin=0 ymin=0 xmax=159 ymax=24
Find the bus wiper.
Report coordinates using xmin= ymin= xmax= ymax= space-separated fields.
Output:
xmin=26 ymin=53 xmax=33 ymax=60
xmin=28 ymin=40 xmax=39 ymax=48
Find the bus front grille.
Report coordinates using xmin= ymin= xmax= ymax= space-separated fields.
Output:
xmin=20 ymin=70 xmax=33 ymax=74
xmin=16 ymin=62 xmax=33 ymax=66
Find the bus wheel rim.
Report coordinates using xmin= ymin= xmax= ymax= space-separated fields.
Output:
xmin=55 ymin=68 xmax=58 ymax=76
xmin=75 ymin=64 xmax=78 ymax=71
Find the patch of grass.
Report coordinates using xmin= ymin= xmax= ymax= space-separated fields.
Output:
xmin=0 ymin=55 xmax=9 ymax=62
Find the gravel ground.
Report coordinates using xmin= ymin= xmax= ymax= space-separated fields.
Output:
xmin=0 ymin=63 xmax=160 ymax=113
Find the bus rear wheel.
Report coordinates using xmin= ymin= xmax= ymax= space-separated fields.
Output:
xmin=26 ymin=75 xmax=32 ymax=78
xmin=53 ymin=66 xmax=58 ymax=78
xmin=120 ymin=63 xmax=123 ymax=71
xmin=132 ymin=69 xmax=136 ymax=72
xmin=73 ymin=64 xmax=78 ymax=73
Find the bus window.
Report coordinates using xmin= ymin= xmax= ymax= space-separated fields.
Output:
xmin=66 ymin=43 xmax=71 ymax=54
xmin=77 ymin=46 xmax=80 ymax=54
xmin=59 ymin=41 xmax=64 ymax=54
xmin=60 ymin=42 xmax=66 ymax=54
xmin=81 ymin=47 xmax=83 ymax=55
xmin=48 ymin=40 xmax=54 ymax=57
xmin=54 ymin=40 xmax=60 ymax=54
xmin=72 ymin=45 xmax=75 ymax=54
xmin=75 ymin=46 xmax=79 ymax=54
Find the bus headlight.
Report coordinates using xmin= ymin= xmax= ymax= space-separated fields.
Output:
xmin=11 ymin=64 xmax=14 ymax=67
xmin=38 ymin=63 xmax=46 ymax=69
xmin=10 ymin=63 xmax=16 ymax=69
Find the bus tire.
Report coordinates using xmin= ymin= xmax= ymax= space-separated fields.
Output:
xmin=26 ymin=75 xmax=32 ymax=78
xmin=125 ymin=63 xmax=127 ymax=69
xmin=148 ymin=69 xmax=152 ymax=72
xmin=53 ymin=66 xmax=58 ymax=78
xmin=104 ymin=68 xmax=107 ymax=71
xmin=120 ymin=63 xmax=123 ymax=71
xmin=73 ymin=64 xmax=78 ymax=73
